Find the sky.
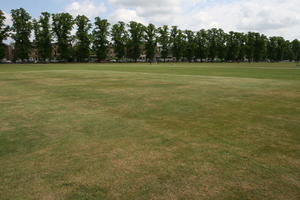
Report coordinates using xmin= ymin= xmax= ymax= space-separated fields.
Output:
xmin=1 ymin=0 xmax=300 ymax=40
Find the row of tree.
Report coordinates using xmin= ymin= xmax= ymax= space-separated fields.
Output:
xmin=1 ymin=8 xmax=300 ymax=62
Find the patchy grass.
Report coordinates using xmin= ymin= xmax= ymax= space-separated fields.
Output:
xmin=0 ymin=63 xmax=299 ymax=200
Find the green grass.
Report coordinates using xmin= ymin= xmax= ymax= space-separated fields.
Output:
xmin=0 ymin=63 xmax=299 ymax=200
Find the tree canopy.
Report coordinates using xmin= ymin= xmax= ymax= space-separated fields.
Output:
xmin=111 ymin=21 xmax=128 ymax=61
xmin=33 ymin=12 xmax=52 ymax=61
xmin=93 ymin=17 xmax=110 ymax=61
xmin=2 ymin=8 xmax=300 ymax=63
xmin=127 ymin=21 xmax=145 ymax=61
xmin=75 ymin=15 xmax=91 ymax=62
xmin=52 ymin=13 xmax=74 ymax=61
xmin=11 ymin=8 xmax=32 ymax=61
xmin=0 ymin=10 xmax=10 ymax=59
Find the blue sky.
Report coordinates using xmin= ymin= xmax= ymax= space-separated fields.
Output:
xmin=1 ymin=0 xmax=108 ymax=18
xmin=1 ymin=0 xmax=300 ymax=40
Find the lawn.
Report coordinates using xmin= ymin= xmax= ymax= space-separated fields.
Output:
xmin=0 ymin=63 xmax=299 ymax=200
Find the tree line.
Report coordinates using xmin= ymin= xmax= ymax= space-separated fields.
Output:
xmin=0 ymin=8 xmax=300 ymax=63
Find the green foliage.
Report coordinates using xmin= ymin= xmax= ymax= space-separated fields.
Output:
xmin=144 ymin=23 xmax=157 ymax=61
xmin=292 ymin=39 xmax=300 ymax=62
xmin=283 ymin=40 xmax=295 ymax=61
xmin=216 ymin=29 xmax=227 ymax=61
xmin=170 ymin=26 xmax=184 ymax=61
xmin=246 ymin=32 xmax=267 ymax=62
xmin=127 ymin=21 xmax=145 ymax=61
xmin=111 ymin=21 xmax=128 ymax=61
xmin=11 ymin=8 xmax=32 ymax=61
xmin=33 ymin=12 xmax=52 ymax=61
xmin=245 ymin=32 xmax=256 ymax=62
xmin=226 ymin=31 xmax=241 ymax=61
xmin=0 ymin=10 xmax=10 ymax=59
xmin=237 ymin=33 xmax=247 ymax=62
xmin=267 ymin=37 xmax=279 ymax=61
xmin=52 ymin=13 xmax=74 ymax=61
xmin=254 ymin=33 xmax=267 ymax=62
xmin=267 ymin=37 xmax=294 ymax=61
xmin=183 ymin=30 xmax=196 ymax=62
xmin=207 ymin=28 xmax=218 ymax=61
xmin=157 ymin=25 xmax=169 ymax=61
xmin=75 ymin=15 xmax=91 ymax=62
xmin=195 ymin=29 xmax=208 ymax=62
xmin=3 ymin=10 xmax=300 ymax=63
xmin=92 ymin=17 xmax=110 ymax=61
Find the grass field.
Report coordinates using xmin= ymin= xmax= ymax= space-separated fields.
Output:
xmin=0 ymin=63 xmax=299 ymax=200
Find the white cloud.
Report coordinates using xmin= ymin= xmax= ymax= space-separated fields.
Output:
xmin=108 ymin=0 xmax=183 ymax=25
xmin=65 ymin=0 xmax=106 ymax=19
xmin=107 ymin=0 xmax=300 ymax=40
xmin=109 ymin=8 xmax=146 ymax=24
xmin=5 ymin=0 xmax=300 ymax=40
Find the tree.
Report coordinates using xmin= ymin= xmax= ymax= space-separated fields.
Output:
xmin=195 ymin=29 xmax=208 ymax=62
xmin=245 ymin=32 xmax=256 ymax=62
xmin=75 ymin=15 xmax=91 ymax=62
xmin=111 ymin=21 xmax=128 ymax=61
xmin=216 ymin=29 xmax=227 ymax=61
xmin=127 ymin=21 xmax=145 ymax=62
xmin=33 ymin=12 xmax=52 ymax=61
xmin=92 ymin=17 xmax=110 ymax=61
xmin=52 ymin=13 xmax=74 ymax=61
xmin=267 ymin=36 xmax=278 ymax=62
xmin=253 ymin=33 xmax=267 ymax=62
xmin=144 ymin=23 xmax=157 ymax=62
xmin=0 ymin=10 xmax=10 ymax=59
xmin=11 ymin=8 xmax=32 ymax=61
xmin=157 ymin=25 xmax=169 ymax=62
xmin=183 ymin=30 xmax=195 ymax=62
xmin=292 ymin=39 xmax=300 ymax=63
xmin=283 ymin=40 xmax=294 ymax=61
xmin=170 ymin=26 xmax=184 ymax=61
xmin=207 ymin=28 xmax=218 ymax=61
xmin=237 ymin=33 xmax=246 ymax=62
xmin=226 ymin=31 xmax=241 ymax=61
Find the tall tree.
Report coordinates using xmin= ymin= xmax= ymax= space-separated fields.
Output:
xmin=245 ymin=32 xmax=256 ymax=62
xmin=0 ymin=10 xmax=10 ymax=59
xmin=216 ymin=29 xmax=227 ymax=61
xmin=52 ymin=13 xmax=74 ymax=61
xmin=253 ymin=33 xmax=267 ymax=62
xmin=144 ymin=23 xmax=157 ymax=62
xmin=292 ymin=39 xmax=300 ymax=62
xmin=92 ymin=17 xmax=110 ymax=61
xmin=75 ymin=15 xmax=91 ymax=62
xmin=111 ymin=21 xmax=128 ymax=61
xmin=237 ymin=33 xmax=246 ymax=62
xmin=127 ymin=21 xmax=145 ymax=62
xmin=157 ymin=25 xmax=169 ymax=62
xmin=183 ymin=30 xmax=196 ymax=62
xmin=195 ymin=29 xmax=208 ymax=62
xmin=170 ymin=26 xmax=184 ymax=62
xmin=226 ymin=31 xmax=241 ymax=61
xmin=267 ymin=36 xmax=278 ymax=62
xmin=207 ymin=28 xmax=218 ymax=61
xmin=276 ymin=37 xmax=287 ymax=61
xmin=283 ymin=40 xmax=294 ymax=61
xmin=11 ymin=8 xmax=32 ymax=61
xmin=33 ymin=12 xmax=52 ymax=61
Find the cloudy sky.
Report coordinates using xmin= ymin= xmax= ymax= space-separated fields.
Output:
xmin=1 ymin=0 xmax=300 ymax=40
